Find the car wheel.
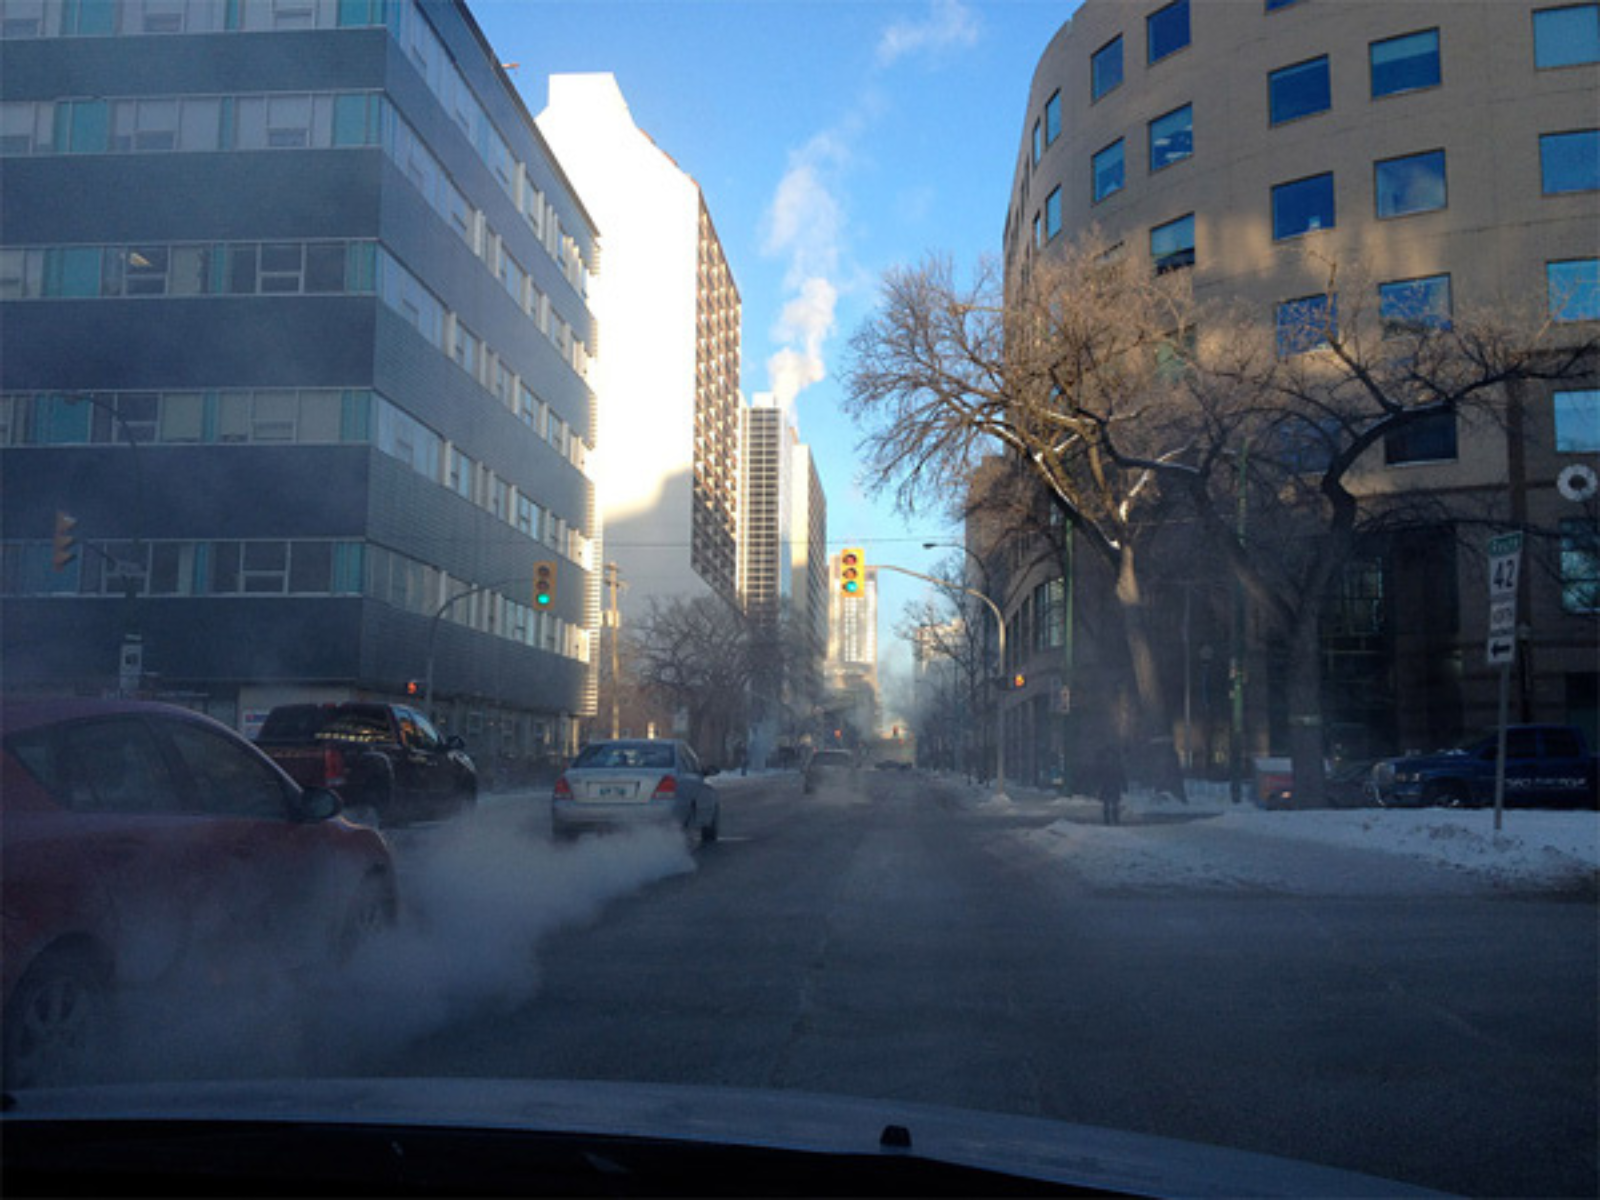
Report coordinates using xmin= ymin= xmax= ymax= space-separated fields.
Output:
xmin=1426 ymin=781 xmax=1472 ymax=808
xmin=336 ymin=872 xmax=396 ymax=963
xmin=3 ymin=945 xmax=109 ymax=1089
xmin=702 ymin=806 xmax=720 ymax=844
xmin=682 ymin=806 xmax=702 ymax=851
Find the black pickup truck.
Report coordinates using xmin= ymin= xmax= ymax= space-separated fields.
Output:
xmin=1371 ymin=724 xmax=1599 ymax=810
xmin=254 ymin=702 xmax=477 ymax=827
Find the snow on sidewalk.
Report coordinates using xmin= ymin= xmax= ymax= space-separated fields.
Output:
xmin=959 ymin=779 xmax=1599 ymax=895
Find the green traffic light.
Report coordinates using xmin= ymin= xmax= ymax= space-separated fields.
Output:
xmin=536 ymin=592 xmax=551 ymax=606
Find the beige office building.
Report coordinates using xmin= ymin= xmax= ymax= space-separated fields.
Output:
xmin=1001 ymin=0 xmax=1598 ymax=761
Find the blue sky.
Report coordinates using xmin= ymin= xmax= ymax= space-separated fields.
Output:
xmin=470 ymin=0 xmax=1078 ymax=699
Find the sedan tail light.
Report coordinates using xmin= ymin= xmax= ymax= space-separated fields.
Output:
xmin=553 ymin=775 xmax=573 ymax=800
xmin=651 ymin=775 xmax=677 ymax=800
xmin=323 ymin=745 xmax=347 ymax=789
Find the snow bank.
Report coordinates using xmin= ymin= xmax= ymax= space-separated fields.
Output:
xmin=962 ymin=778 xmax=1598 ymax=895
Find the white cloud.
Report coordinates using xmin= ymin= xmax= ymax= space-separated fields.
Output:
xmin=876 ymin=0 xmax=980 ymax=68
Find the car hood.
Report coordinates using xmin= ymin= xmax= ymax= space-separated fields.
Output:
xmin=0 ymin=1077 xmax=1446 ymax=1197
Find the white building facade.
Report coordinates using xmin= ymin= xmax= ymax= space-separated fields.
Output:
xmin=537 ymin=73 xmax=742 ymax=619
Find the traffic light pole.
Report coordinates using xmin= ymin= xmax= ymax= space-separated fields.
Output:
xmin=876 ymin=562 xmax=1009 ymax=801
xmin=424 ymin=575 xmax=543 ymax=720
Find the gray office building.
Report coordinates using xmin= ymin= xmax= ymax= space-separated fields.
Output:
xmin=1 ymin=0 xmax=600 ymax=767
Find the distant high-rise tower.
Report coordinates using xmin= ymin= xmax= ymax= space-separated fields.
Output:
xmin=538 ymin=73 xmax=741 ymax=615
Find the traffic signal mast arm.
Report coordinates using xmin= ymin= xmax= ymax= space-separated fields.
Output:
xmin=873 ymin=561 xmax=1007 ymax=668
xmin=425 ymin=572 xmax=553 ymax=716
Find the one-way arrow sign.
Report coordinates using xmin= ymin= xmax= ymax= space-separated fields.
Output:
xmin=1486 ymin=532 xmax=1523 ymax=668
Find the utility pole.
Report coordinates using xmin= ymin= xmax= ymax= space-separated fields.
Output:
xmin=605 ymin=562 xmax=622 ymax=738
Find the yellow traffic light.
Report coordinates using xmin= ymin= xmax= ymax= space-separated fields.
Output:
xmin=839 ymin=547 xmax=864 ymax=597
xmin=52 ymin=511 xmax=78 ymax=572
xmin=533 ymin=560 xmax=557 ymax=607
xmin=1013 ymin=673 xmax=1026 ymax=689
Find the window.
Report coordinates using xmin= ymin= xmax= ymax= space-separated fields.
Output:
xmin=41 ymin=719 xmax=174 ymax=814
xmin=258 ymin=242 xmax=305 ymax=292
xmin=1370 ymin=29 xmax=1441 ymax=97
xmin=1548 ymin=259 xmax=1600 ymax=320
xmin=1272 ymin=172 xmax=1335 ymax=238
xmin=1045 ymin=91 xmax=1062 ymax=146
xmin=1384 ymin=412 xmax=1457 ymax=464
xmin=1031 ymin=120 xmax=1042 ymax=166
xmin=1092 ymin=35 xmax=1123 ymax=100
xmin=1269 ymin=56 xmax=1330 ymax=125
xmin=448 ymin=447 xmax=472 ymax=498
xmin=1555 ymin=389 xmax=1600 ymax=451
xmin=1147 ymin=0 xmax=1190 ymax=64
xmin=1379 ymin=274 xmax=1452 ymax=333
xmin=1276 ymin=293 xmax=1336 ymax=355
xmin=1560 ymin=518 xmax=1600 ymax=612
xmin=1541 ymin=130 xmax=1600 ymax=193
xmin=165 ymin=721 xmax=288 ymax=819
xmin=1149 ymin=104 xmax=1192 ymax=171
xmin=1150 ymin=213 xmax=1195 ymax=273
xmin=1266 ymin=0 xmax=1305 ymax=10
xmin=1044 ymin=187 xmax=1062 ymax=242
xmin=1375 ymin=150 xmax=1446 ymax=218
xmin=1092 ymin=139 xmax=1124 ymax=202
xmin=241 ymin=541 xmax=288 ymax=593
xmin=1534 ymin=5 xmax=1600 ymax=68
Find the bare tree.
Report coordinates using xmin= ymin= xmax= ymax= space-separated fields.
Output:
xmin=896 ymin=553 xmax=998 ymax=780
xmin=1161 ymin=259 xmax=1598 ymax=803
xmin=848 ymin=236 xmax=1595 ymax=805
xmin=846 ymin=240 xmax=1202 ymax=796
xmin=628 ymin=594 xmax=752 ymax=767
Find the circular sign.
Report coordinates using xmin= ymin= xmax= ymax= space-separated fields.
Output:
xmin=1557 ymin=463 xmax=1599 ymax=502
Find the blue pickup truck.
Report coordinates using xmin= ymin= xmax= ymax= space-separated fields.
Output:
xmin=1371 ymin=724 xmax=1599 ymax=810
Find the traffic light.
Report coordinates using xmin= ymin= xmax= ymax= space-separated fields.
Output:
xmin=839 ymin=547 xmax=864 ymax=597
xmin=52 ymin=511 xmax=78 ymax=572
xmin=533 ymin=560 xmax=557 ymax=607
xmin=405 ymin=680 xmax=421 ymax=698
xmin=1012 ymin=673 xmax=1026 ymax=689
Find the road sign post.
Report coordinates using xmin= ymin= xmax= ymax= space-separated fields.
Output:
xmin=1486 ymin=532 xmax=1522 ymax=831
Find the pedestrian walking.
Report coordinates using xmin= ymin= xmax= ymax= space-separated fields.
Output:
xmin=1096 ymin=743 xmax=1126 ymax=826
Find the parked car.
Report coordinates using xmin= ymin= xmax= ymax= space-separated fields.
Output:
xmin=1371 ymin=725 xmax=1600 ymax=809
xmin=552 ymin=739 xmax=719 ymax=845
xmin=1 ymin=698 xmax=395 ymax=1089
xmin=1261 ymin=759 xmax=1381 ymax=810
xmin=803 ymin=749 xmax=856 ymax=794
xmin=254 ymin=702 xmax=477 ymax=827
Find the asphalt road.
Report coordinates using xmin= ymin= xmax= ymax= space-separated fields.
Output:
xmin=387 ymin=770 xmax=1598 ymax=1198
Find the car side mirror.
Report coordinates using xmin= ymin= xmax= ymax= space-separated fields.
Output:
xmin=704 ymin=765 xmax=721 ymax=778
xmin=446 ymin=735 xmax=466 ymax=751
xmin=293 ymin=786 xmax=342 ymax=823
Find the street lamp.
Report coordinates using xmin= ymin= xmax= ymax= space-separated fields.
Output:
xmin=899 ymin=549 xmax=1009 ymax=801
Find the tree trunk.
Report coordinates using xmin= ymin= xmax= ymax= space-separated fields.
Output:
xmin=1113 ymin=544 xmax=1187 ymax=800
xmin=1284 ymin=605 xmax=1327 ymax=809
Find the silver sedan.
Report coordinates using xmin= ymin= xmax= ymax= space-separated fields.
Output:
xmin=551 ymin=739 xmax=720 ymax=845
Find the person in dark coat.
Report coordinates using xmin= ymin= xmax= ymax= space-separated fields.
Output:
xmin=1095 ymin=742 xmax=1126 ymax=826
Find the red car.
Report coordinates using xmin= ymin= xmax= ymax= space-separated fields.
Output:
xmin=1 ymin=699 xmax=395 ymax=1090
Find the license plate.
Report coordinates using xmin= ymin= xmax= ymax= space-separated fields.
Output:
xmin=598 ymin=784 xmax=629 ymax=798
